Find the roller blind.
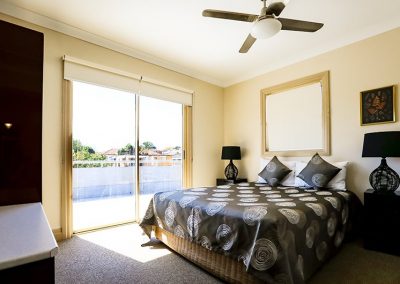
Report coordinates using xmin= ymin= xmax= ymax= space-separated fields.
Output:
xmin=63 ymin=56 xmax=193 ymax=106
xmin=140 ymin=77 xmax=193 ymax=106
xmin=63 ymin=56 xmax=140 ymax=93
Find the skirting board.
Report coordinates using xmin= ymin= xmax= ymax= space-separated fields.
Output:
xmin=52 ymin=228 xmax=63 ymax=242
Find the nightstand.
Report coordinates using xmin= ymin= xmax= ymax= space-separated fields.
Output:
xmin=216 ymin=178 xmax=247 ymax=186
xmin=363 ymin=188 xmax=400 ymax=256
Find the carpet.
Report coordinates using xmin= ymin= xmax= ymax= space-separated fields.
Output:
xmin=55 ymin=224 xmax=400 ymax=284
xmin=308 ymin=240 xmax=400 ymax=284
xmin=56 ymin=224 xmax=222 ymax=284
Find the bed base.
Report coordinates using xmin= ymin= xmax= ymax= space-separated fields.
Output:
xmin=155 ymin=226 xmax=262 ymax=284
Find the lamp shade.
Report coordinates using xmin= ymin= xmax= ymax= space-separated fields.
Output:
xmin=362 ymin=131 xmax=400 ymax=158
xmin=251 ymin=18 xmax=282 ymax=39
xmin=221 ymin=146 xmax=241 ymax=160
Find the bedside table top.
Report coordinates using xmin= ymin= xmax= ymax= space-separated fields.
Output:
xmin=365 ymin=188 xmax=400 ymax=197
xmin=217 ymin=178 xmax=247 ymax=182
xmin=216 ymin=178 xmax=247 ymax=185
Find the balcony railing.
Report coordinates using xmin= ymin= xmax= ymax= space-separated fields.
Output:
xmin=73 ymin=157 xmax=181 ymax=168
xmin=72 ymin=158 xmax=182 ymax=201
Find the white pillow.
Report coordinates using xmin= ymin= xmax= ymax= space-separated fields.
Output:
xmin=294 ymin=162 xmax=308 ymax=187
xmin=257 ymin=159 xmax=296 ymax=186
xmin=327 ymin=161 xmax=348 ymax=191
xmin=295 ymin=161 xmax=349 ymax=191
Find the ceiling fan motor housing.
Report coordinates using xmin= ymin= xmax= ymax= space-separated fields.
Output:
xmin=251 ymin=18 xmax=282 ymax=39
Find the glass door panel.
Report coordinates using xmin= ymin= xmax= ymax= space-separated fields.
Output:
xmin=72 ymin=81 xmax=135 ymax=232
xmin=138 ymin=96 xmax=183 ymax=219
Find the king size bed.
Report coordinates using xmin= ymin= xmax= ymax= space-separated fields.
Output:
xmin=140 ymin=182 xmax=358 ymax=283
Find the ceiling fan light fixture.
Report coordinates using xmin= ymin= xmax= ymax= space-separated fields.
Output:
xmin=251 ymin=18 xmax=282 ymax=39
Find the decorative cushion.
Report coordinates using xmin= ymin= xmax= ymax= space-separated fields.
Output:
xmin=258 ymin=156 xmax=292 ymax=186
xmin=295 ymin=161 xmax=348 ymax=190
xmin=297 ymin=153 xmax=341 ymax=189
xmin=257 ymin=159 xmax=296 ymax=186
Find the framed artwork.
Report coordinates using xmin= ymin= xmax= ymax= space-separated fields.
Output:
xmin=360 ymin=85 xmax=396 ymax=125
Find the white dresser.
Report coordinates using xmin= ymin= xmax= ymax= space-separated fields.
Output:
xmin=0 ymin=203 xmax=58 ymax=283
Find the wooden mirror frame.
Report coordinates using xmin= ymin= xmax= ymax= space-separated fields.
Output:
xmin=261 ymin=71 xmax=330 ymax=157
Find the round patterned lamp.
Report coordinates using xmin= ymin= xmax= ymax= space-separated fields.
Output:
xmin=362 ymin=131 xmax=400 ymax=192
xmin=221 ymin=146 xmax=241 ymax=180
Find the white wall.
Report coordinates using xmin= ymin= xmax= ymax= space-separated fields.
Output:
xmin=0 ymin=13 xmax=224 ymax=229
xmin=224 ymin=28 xmax=400 ymax=202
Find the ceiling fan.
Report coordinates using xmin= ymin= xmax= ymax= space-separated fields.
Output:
xmin=202 ymin=0 xmax=324 ymax=53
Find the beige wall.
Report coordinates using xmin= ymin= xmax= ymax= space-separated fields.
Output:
xmin=0 ymin=14 xmax=224 ymax=229
xmin=224 ymin=28 xmax=400 ymax=202
xmin=3 ymin=11 xmax=400 ymax=229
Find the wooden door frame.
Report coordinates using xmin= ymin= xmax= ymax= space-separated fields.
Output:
xmin=61 ymin=80 xmax=73 ymax=239
xmin=61 ymin=81 xmax=193 ymax=239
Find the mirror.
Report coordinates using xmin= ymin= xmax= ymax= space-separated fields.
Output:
xmin=261 ymin=71 xmax=330 ymax=156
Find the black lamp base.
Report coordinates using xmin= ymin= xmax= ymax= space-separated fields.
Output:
xmin=224 ymin=160 xmax=238 ymax=180
xmin=370 ymin=158 xmax=400 ymax=192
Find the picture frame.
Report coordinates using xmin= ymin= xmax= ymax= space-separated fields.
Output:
xmin=360 ymin=85 xmax=396 ymax=125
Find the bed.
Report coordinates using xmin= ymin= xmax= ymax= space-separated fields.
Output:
xmin=140 ymin=182 xmax=358 ymax=283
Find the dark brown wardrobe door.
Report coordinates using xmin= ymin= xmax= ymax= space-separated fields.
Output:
xmin=0 ymin=20 xmax=44 ymax=205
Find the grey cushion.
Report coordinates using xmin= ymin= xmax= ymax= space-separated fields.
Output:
xmin=297 ymin=153 xmax=341 ymax=188
xmin=258 ymin=156 xmax=292 ymax=186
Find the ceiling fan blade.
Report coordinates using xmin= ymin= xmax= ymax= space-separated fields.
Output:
xmin=265 ymin=2 xmax=286 ymax=16
xmin=239 ymin=34 xmax=257 ymax=53
xmin=202 ymin=9 xmax=258 ymax=22
xmin=278 ymin=18 xmax=324 ymax=32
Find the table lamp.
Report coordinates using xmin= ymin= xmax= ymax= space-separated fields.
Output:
xmin=221 ymin=146 xmax=241 ymax=180
xmin=362 ymin=131 xmax=400 ymax=192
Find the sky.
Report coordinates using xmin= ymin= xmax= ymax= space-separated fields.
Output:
xmin=73 ymin=81 xmax=182 ymax=153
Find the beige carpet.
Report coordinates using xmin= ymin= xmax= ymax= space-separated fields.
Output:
xmin=56 ymin=224 xmax=400 ymax=284
xmin=308 ymin=240 xmax=400 ymax=284
xmin=56 ymin=224 xmax=222 ymax=284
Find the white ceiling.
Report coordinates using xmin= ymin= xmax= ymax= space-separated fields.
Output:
xmin=2 ymin=0 xmax=400 ymax=87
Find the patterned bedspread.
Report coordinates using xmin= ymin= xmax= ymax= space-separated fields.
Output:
xmin=140 ymin=182 xmax=356 ymax=283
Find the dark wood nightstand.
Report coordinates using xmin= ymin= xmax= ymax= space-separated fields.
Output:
xmin=363 ymin=188 xmax=400 ymax=256
xmin=216 ymin=178 xmax=247 ymax=186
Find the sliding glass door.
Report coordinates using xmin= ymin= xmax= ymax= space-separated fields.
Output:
xmin=72 ymin=81 xmax=136 ymax=232
xmin=138 ymin=96 xmax=183 ymax=219
xmin=71 ymin=82 xmax=185 ymax=231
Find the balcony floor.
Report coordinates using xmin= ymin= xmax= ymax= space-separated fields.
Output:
xmin=73 ymin=194 xmax=154 ymax=232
